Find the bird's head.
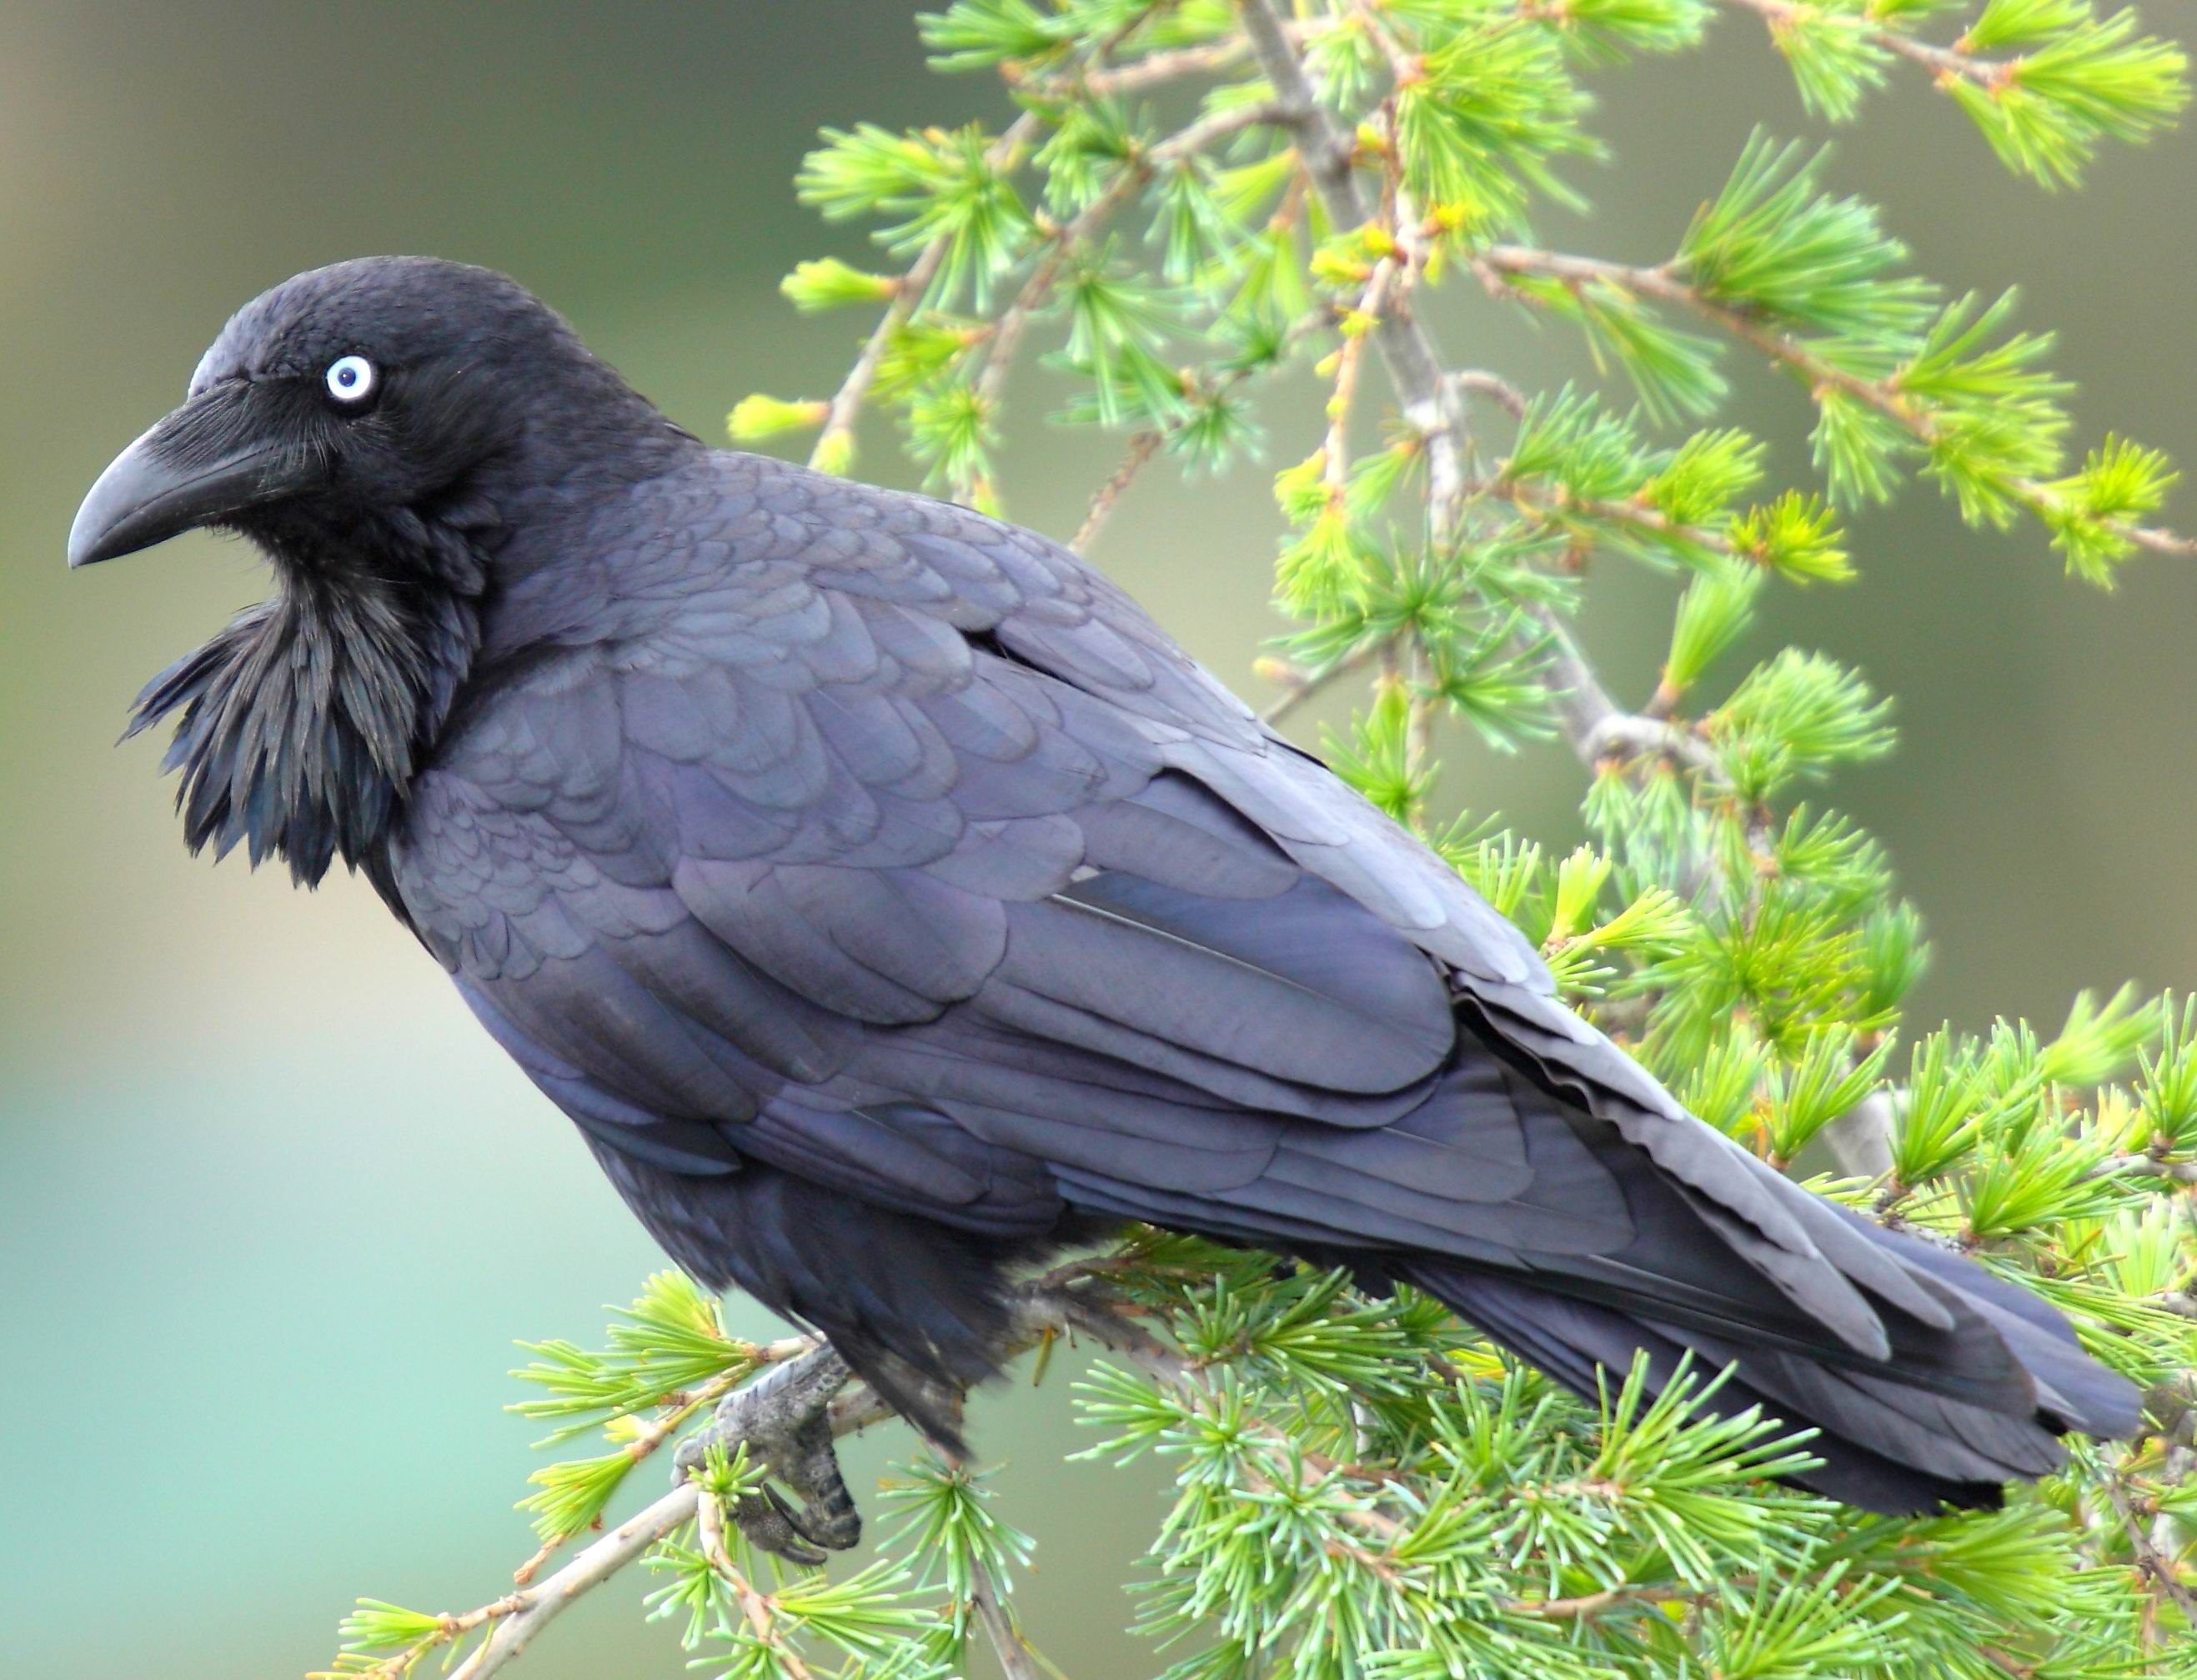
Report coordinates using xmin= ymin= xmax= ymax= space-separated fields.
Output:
xmin=67 ymin=258 xmax=689 ymax=885
xmin=68 ymin=255 xmax=681 ymax=578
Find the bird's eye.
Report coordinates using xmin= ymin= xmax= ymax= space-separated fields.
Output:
xmin=324 ymin=354 xmax=377 ymax=406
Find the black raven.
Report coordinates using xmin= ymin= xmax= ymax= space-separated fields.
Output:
xmin=71 ymin=258 xmax=2136 ymax=1531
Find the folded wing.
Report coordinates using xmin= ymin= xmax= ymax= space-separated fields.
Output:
xmin=390 ymin=454 xmax=2136 ymax=1502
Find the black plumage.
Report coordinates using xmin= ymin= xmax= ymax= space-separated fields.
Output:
xmin=71 ymin=258 xmax=2139 ymax=1512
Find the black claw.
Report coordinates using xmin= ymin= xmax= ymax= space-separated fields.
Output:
xmin=777 ymin=1407 xmax=863 ymax=1550
xmin=769 ymin=1486 xmax=829 ymax=1548
xmin=675 ymin=1347 xmax=863 ymax=1563
xmin=735 ymin=1487 xmax=829 ymax=1567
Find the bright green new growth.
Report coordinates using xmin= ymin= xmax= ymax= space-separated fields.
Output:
xmin=329 ymin=3 xmax=2196 ymax=1677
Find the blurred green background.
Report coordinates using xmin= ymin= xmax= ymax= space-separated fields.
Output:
xmin=3 ymin=3 xmax=2192 ymax=1676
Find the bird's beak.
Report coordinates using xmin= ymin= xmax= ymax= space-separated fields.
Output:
xmin=68 ymin=383 xmax=329 ymax=569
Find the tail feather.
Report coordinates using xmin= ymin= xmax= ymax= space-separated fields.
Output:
xmin=1397 ymin=1188 xmax=2142 ymax=1511
xmin=1857 ymin=1219 xmax=2142 ymax=1439
xmin=1411 ymin=1265 xmax=2054 ymax=1512
xmin=1063 ymin=1046 xmax=2140 ymax=1513
xmin=1519 ymin=1104 xmax=2045 ymax=1418
xmin=1372 ymin=1038 xmax=2144 ymax=1514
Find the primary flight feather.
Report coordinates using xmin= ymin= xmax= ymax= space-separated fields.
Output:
xmin=71 ymin=258 xmax=2137 ymax=1522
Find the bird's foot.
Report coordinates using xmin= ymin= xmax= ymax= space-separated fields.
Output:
xmin=674 ymin=1346 xmax=861 ymax=1567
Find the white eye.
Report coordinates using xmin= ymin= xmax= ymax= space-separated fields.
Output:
xmin=324 ymin=354 xmax=377 ymax=404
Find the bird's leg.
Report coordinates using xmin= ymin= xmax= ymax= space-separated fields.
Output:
xmin=673 ymin=1345 xmax=860 ymax=1567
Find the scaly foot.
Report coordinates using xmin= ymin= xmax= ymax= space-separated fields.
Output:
xmin=673 ymin=1347 xmax=861 ymax=1567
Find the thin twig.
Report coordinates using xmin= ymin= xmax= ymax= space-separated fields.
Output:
xmin=1258 ymin=639 xmax=1388 ymax=726
xmin=446 ymin=1487 xmax=701 ymax=1680
xmin=1497 ymin=479 xmax=1739 ymax=559
xmin=1011 ymin=23 xmax=1312 ymax=100
xmin=1239 ymin=0 xmax=1468 ymax=544
xmin=1720 ymin=0 xmax=2019 ymax=91
xmin=968 ymin=1567 xmax=1047 ymax=1680
xmin=809 ymin=111 xmax=1042 ymax=474
xmin=1506 ymin=1582 xmax=1698 ymax=1621
xmin=1072 ymin=429 xmax=1162 ymax=554
xmin=1477 ymin=243 xmax=2197 ymax=559
xmin=971 ymin=99 xmax=1290 ymax=438
xmin=1352 ymin=0 xmax=1425 ymax=84
xmin=697 ymin=1490 xmax=818 ymax=1680
xmin=1078 ymin=307 xmax=1329 ymax=558
xmin=2102 ymin=1465 xmax=2197 ymax=1627
xmin=1062 ymin=38 xmax=1251 ymax=95
xmin=1452 ymin=369 xmax=1528 ymax=419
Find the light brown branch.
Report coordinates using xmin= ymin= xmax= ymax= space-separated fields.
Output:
xmin=1505 ymin=1582 xmax=1698 ymax=1621
xmin=1452 ymin=369 xmax=1528 ymax=419
xmin=1078 ymin=309 xmax=1329 ymax=558
xmin=1497 ymin=479 xmax=1737 ymax=559
xmin=1720 ymin=0 xmax=2019 ymax=92
xmin=971 ymin=99 xmax=1292 ymax=445
xmin=509 ymin=1338 xmax=805 ymax=1587
xmin=1257 ymin=640 xmax=1388 ymax=726
xmin=445 ymin=1486 xmax=701 ymax=1680
xmin=696 ymin=1489 xmax=817 ymax=1680
xmin=1071 ymin=39 xmax=1251 ymax=95
xmin=2102 ymin=1464 xmax=2197 ymax=1630
xmin=1322 ymin=263 xmax=1399 ymax=499
xmin=1072 ymin=429 xmax=1162 ymax=554
xmin=1013 ymin=25 xmax=1316 ymax=100
xmin=1352 ymin=0 xmax=1426 ymax=86
xmin=1477 ymin=243 xmax=2197 ymax=560
xmin=968 ymin=1567 xmax=1047 ymax=1680
xmin=1238 ymin=0 xmax=1468 ymax=544
xmin=379 ymin=1276 xmax=1148 ymax=1680
xmin=808 ymin=111 xmax=1042 ymax=475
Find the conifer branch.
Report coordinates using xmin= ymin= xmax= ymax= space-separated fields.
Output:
xmin=803 ymin=7 xmax=1181 ymax=479
xmin=1507 ymin=1582 xmax=1698 ymax=1620
xmin=1023 ymin=35 xmax=1251 ymax=98
xmin=444 ymin=1487 xmax=703 ymax=1680
xmin=1477 ymin=242 xmax=2197 ymax=563
xmin=966 ymin=1568 xmax=1046 ymax=1680
xmin=1071 ymin=428 xmax=1161 ymax=554
xmin=807 ymin=110 xmax=1043 ymax=477
xmin=1718 ymin=0 xmax=2188 ymax=183
xmin=1241 ymin=0 xmax=1653 ymax=774
xmin=968 ymin=98 xmax=1292 ymax=449
xmin=1723 ymin=0 xmax=2019 ymax=88
xmin=1239 ymin=0 xmax=1471 ymax=542
xmin=330 ymin=1277 xmax=1146 ymax=1680
xmin=693 ymin=1492 xmax=818 ymax=1680
xmin=1257 ymin=640 xmax=1388 ymax=725
xmin=1451 ymin=369 xmax=1529 ymax=419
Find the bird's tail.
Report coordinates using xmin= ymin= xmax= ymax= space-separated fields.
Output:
xmin=1400 ymin=1216 xmax=2139 ymax=1512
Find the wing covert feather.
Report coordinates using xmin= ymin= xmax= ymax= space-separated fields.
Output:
xmin=394 ymin=452 xmax=1886 ymax=1361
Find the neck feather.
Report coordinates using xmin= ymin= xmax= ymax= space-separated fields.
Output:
xmin=132 ymin=526 xmax=485 ymax=886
